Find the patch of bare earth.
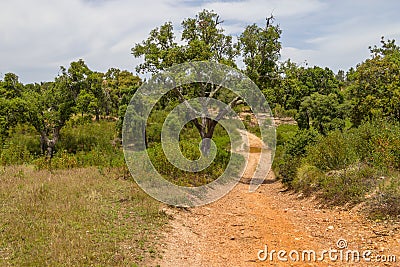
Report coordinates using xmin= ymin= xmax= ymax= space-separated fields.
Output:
xmin=157 ymin=132 xmax=400 ymax=267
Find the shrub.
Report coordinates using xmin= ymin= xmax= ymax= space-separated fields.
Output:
xmin=370 ymin=122 xmax=400 ymax=170
xmin=33 ymin=151 xmax=79 ymax=170
xmin=273 ymin=104 xmax=297 ymax=118
xmin=273 ymin=128 xmax=319 ymax=185
xmin=147 ymin=137 xmax=232 ymax=187
xmin=369 ymin=174 xmax=400 ymax=218
xmin=0 ymin=142 xmax=33 ymax=165
xmin=292 ymin=164 xmax=324 ymax=194
xmin=285 ymin=129 xmax=319 ymax=157
xmin=305 ymin=130 xmax=358 ymax=171
xmin=318 ymin=165 xmax=377 ymax=205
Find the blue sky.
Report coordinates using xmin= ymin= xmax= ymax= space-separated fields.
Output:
xmin=1 ymin=0 xmax=400 ymax=83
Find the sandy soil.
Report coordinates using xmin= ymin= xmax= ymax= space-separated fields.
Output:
xmin=157 ymin=132 xmax=400 ymax=267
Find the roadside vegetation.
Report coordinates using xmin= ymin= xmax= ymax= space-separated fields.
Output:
xmin=272 ymin=38 xmax=400 ymax=219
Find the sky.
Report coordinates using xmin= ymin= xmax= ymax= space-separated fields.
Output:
xmin=1 ymin=0 xmax=400 ymax=84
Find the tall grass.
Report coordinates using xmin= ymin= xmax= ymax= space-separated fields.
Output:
xmin=0 ymin=166 xmax=167 ymax=266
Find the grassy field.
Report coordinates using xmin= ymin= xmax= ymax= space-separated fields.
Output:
xmin=0 ymin=166 xmax=167 ymax=266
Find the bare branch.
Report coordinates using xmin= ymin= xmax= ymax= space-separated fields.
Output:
xmin=215 ymin=96 xmax=241 ymax=121
xmin=191 ymin=118 xmax=204 ymax=137
xmin=266 ymin=14 xmax=274 ymax=28
xmin=215 ymin=15 xmax=224 ymax=26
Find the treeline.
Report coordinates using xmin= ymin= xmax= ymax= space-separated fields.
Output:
xmin=0 ymin=60 xmax=141 ymax=158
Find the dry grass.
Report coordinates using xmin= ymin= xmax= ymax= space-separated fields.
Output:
xmin=0 ymin=166 xmax=167 ymax=266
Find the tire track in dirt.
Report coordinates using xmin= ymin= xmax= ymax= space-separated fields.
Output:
xmin=157 ymin=131 xmax=400 ymax=266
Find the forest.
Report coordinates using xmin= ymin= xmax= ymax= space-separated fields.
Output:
xmin=1 ymin=9 xmax=400 ymax=266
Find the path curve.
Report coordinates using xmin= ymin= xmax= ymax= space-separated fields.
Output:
xmin=157 ymin=131 xmax=400 ymax=266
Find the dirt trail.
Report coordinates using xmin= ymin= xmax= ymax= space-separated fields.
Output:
xmin=157 ymin=132 xmax=400 ymax=266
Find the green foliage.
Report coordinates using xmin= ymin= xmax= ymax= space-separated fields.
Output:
xmin=1 ymin=120 xmax=124 ymax=170
xmin=147 ymin=138 xmax=231 ymax=187
xmin=273 ymin=104 xmax=297 ymax=118
xmin=293 ymin=164 xmax=377 ymax=205
xmin=347 ymin=37 xmax=400 ymax=125
xmin=273 ymin=125 xmax=319 ymax=185
xmin=0 ymin=75 xmax=28 ymax=142
xmin=305 ymin=130 xmax=358 ymax=171
xmin=0 ymin=59 xmax=141 ymax=157
xmin=278 ymin=118 xmax=400 ymax=216
xmin=144 ymin=121 xmax=235 ymax=187
xmin=132 ymin=10 xmax=238 ymax=73
xmin=277 ymin=62 xmax=341 ymax=112
xmin=274 ymin=124 xmax=296 ymax=146
xmin=369 ymin=174 xmax=400 ymax=218
xmin=296 ymin=93 xmax=346 ymax=134
xmin=0 ymin=143 xmax=33 ymax=165
xmin=284 ymin=128 xmax=319 ymax=157
xmin=0 ymin=73 xmax=23 ymax=99
xmin=364 ymin=120 xmax=400 ymax=170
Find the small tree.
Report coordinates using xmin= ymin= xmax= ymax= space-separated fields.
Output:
xmin=296 ymin=92 xmax=346 ymax=134
xmin=24 ymin=64 xmax=80 ymax=157
xmin=132 ymin=10 xmax=241 ymax=154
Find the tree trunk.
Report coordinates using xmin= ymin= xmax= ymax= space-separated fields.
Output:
xmin=200 ymin=137 xmax=211 ymax=156
xmin=95 ymin=110 xmax=100 ymax=121
xmin=40 ymin=127 xmax=61 ymax=158
xmin=197 ymin=118 xmax=217 ymax=156
xmin=40 ymin=134 xmax=46 ymax=155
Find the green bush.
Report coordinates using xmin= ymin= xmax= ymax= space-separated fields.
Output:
xmin=57 ymin=120 xmax=118 ymax=153
xmin=293 ymin=164 xmax=378 ymax=205
xmin=305 ymin=130 xmax=358 ymax=171
xmin=283 ymin=119 xmax=400 ymax=216
xmin=273 ymin=104 xmax=297 ymax=118
xmin=275 ymin=124 xmax=298 ymax=146
xmin=285 ymin=129 xmax=319 ymax=157
xmin=0 ymin=142 xmax=33 ymax=165
xmin=1 ymin=120 xmax=125 ymax=169
xmin=33 ymin=150 xmax=79 ymax=170
xmin=370 ymin=123 xmax=400 ymax=170
xmin=0 ymin=124 xmax=40 ymax=165
xmin=273 ymin=128 xmax=319 ymax=185
xmin=291 ymin=164 xmax=324 ymax=194
xmin=147 ymin=136 xmax=232 ymax=187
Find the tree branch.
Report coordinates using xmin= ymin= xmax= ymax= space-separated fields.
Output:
xmin=215 ymin=96 xmax=241 ymax=121
xmin=173 ymin=87 xmax=201 ymax=117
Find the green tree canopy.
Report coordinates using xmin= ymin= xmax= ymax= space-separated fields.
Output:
xmin=238 ymin=16 xmax=282 ymax=104
xmin=131 ymin=10 xmax=280 ymax=154
xmin=347 ymin=37 xmax=400 ymax=125
xmin=22 ymin=61 xmax=88 ymax=157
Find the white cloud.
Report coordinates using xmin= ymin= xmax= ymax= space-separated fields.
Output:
xmin=202 ymin=0 xmax=325 ymax=21
xmin=282 ymin=4 xmax=400 ymax=71
xmin=0 ymin=0 xmax=197 ymax=82
xmin=0 ymin=0 xmax=399 ymax=82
